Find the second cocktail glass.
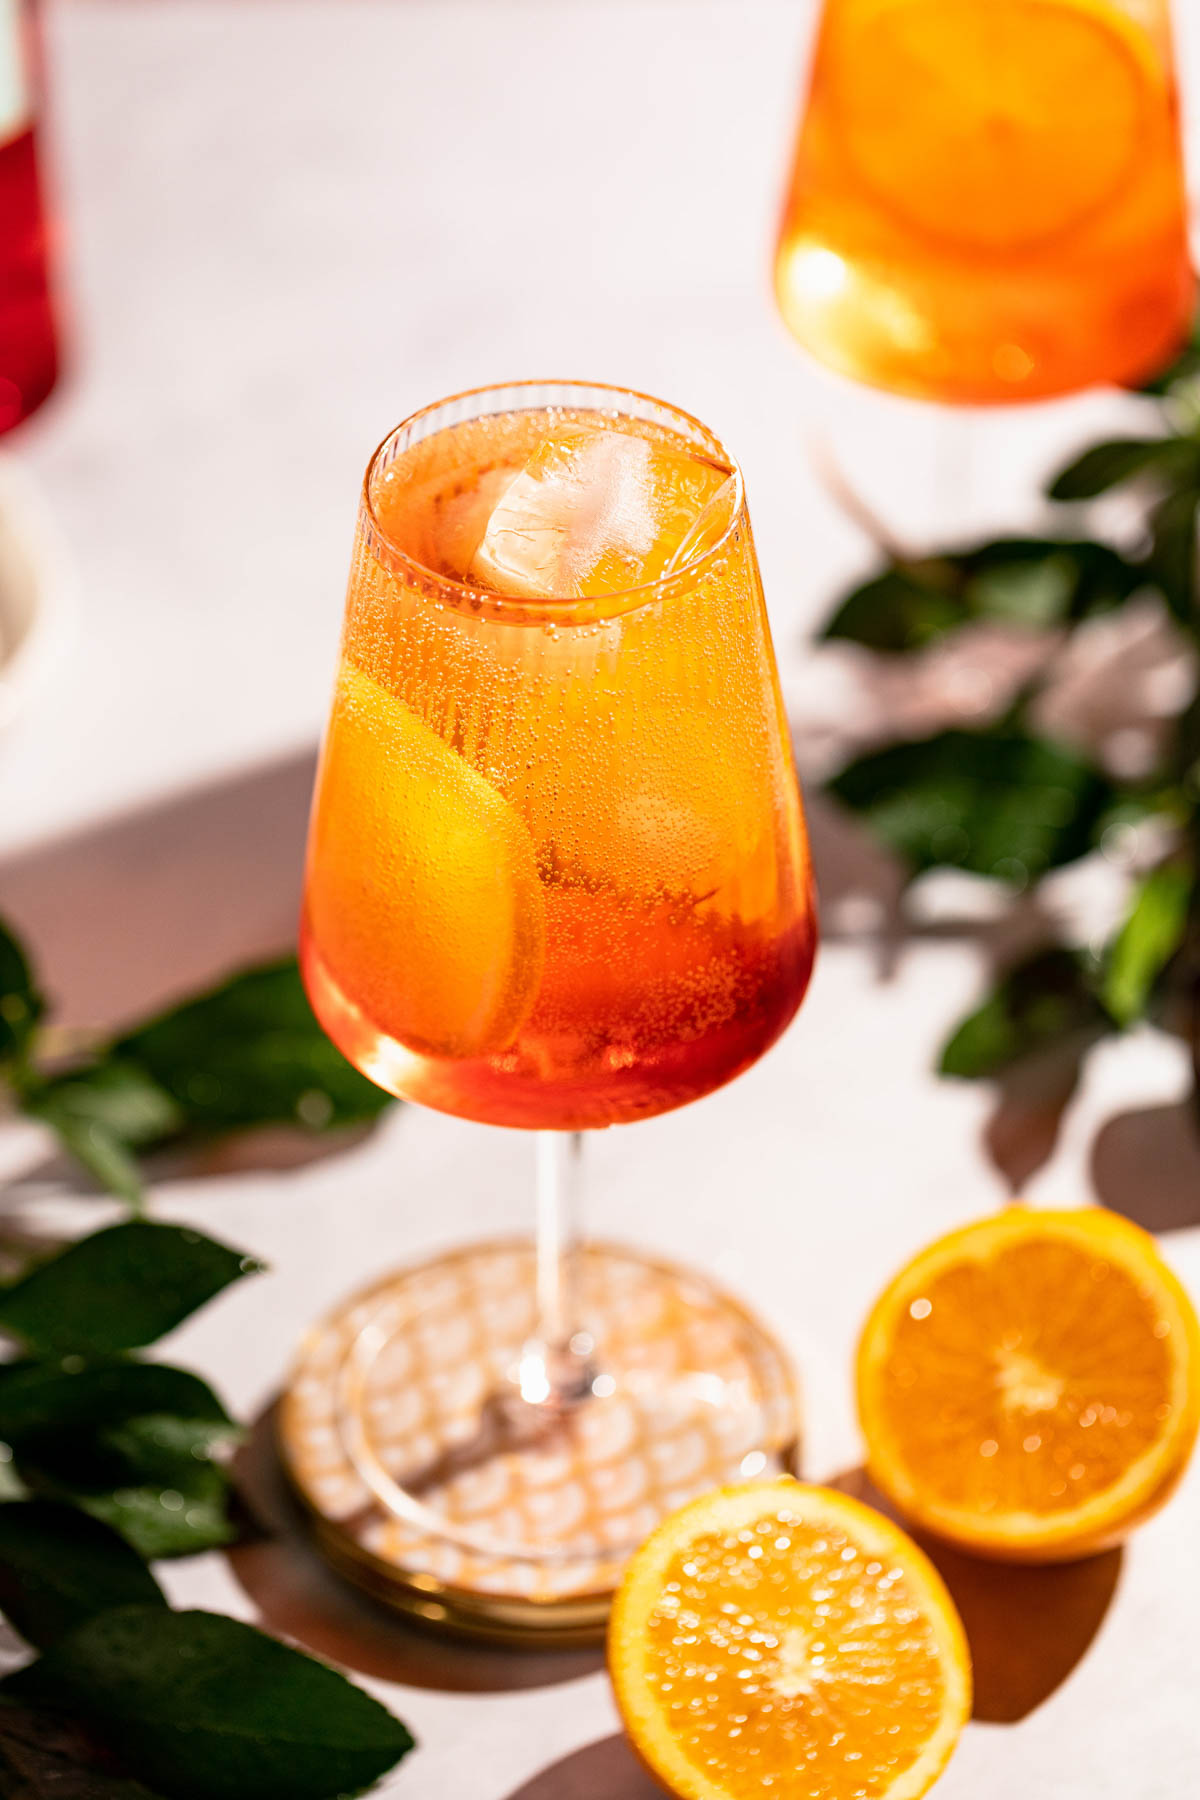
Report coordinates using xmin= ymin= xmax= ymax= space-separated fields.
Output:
xmin=775 ymin=0 xmax=1192 ymax=404
xmin=283 ymin=382 xmax=817 ymax=1637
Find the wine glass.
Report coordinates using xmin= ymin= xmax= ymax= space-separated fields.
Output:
xmin=773 ymin=0 xmax=1193 ymax=545
xmin=282 ymin=382 xmax=818 ymax=1640
xmin=775 ymin=0 xmax=1192 ymax=404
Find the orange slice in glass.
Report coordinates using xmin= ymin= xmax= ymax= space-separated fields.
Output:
xmin=609 ymin=1480 xmax=971 ymax=1800
xmin=306 ymin=663 xmax=546 ymax=1059
xmin=829 ymin=0 xmax=1158 ymax=252
xmin=857 ymin=1208 xmax=1200 ymax=1561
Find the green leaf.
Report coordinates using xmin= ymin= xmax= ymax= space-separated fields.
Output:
xmin=1145 ymin=485 xmax=1198 ymax=628
xmin=114 ymin=958 xmax=392 ymax=1138
xmin=23 ymin=1092 xmax=147 ymax=1206
xmin=28 ymin=1062 xmax=182 ymax=1148
xmin=0 ymin=1365 xmax=240 ymax=1560
xmin=42 ymin=1415 xmax=239 ymax=1560
xmin=0 ymin=1701 xmax=167 ymax=1799
xmin=822 ymin=540 xmax=1141 ymax=652
xmin=1046 ymin=436 xmax=1200 ymax=501
xmin=1102 ymin=861 xmax=1194 ymax=1027
xmin=0 ymin=918 xmax=45 ymax=1072
xmin=0 ymin=1501 xmax=165 ymax=1651
xmin=5 ymin=1607 xmax=415 ymax=1800
xmin=829 ymin=728 xmax=1117 ymax=883
xmin=961 ymin=538 xmax=1141 ymax=626
xmin=940 ymin=948 xmax=1114 ymax=1079
xmin=35 ymin=1118 xmax=143 ymax=1207
xmin=0 ymin=1360 xmax=233 ymax=1443
xmin=0 ymin=1223 xmax=263 ymax=1356
xmin=822 ymin=564 xmax=962 ymax=651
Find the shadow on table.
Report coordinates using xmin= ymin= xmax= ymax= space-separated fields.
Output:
xmin=0 ymin=746 xmax=316 ymax=1032
xmin=225 ymin=1401 xmax=605 ymax=1695
xmin=808 ymin=783 xmax=1200 ymax=1206
xmin=1091 ymin=1101 xmax=1200 ymax=1233
xmin=501 ymin=1735 xmax=658 ymax=1800
xmin=831 ymin=1467 xmax=1122 ymax=1724
xmin=0 ymin=746 xmax=389 ymax=1192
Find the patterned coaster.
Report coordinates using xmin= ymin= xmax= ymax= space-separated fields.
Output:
xmin=280 ymin=1240 xmax=801 ymax=1644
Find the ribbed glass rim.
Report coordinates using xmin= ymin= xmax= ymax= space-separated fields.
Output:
xmin=360 ymin=378 xmax=748 ymax=625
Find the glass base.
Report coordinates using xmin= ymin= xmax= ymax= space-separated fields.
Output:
xmin=279 ymin=1239 xmax=801 ymax=1645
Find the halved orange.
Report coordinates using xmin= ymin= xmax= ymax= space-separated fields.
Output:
xmin=609 ymin=1480 xmax=971 ymax=1800
xmin=305 ymin=662 xmax=546 ymax=1059
xmin=857 ymin=1208 xmax=1200 ymax=1561
xmin=828 ymin=0 xmax=1160 ymax=252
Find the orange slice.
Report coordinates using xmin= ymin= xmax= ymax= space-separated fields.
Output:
xmin=609 ymin=1480 xmax=971 ymax=1800
xmin=857 ymin=1208 xmax=1200 ymax=1561
xmin=469 ymin=429 xmax=729 ymax=599
xmin=305 ymin=663 xmax=545 ymax=1059
xmin=828 ymin=0 xmax=1158 ymax=251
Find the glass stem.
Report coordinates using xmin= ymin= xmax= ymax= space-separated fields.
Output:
xmin=520 ymin=1131 xmax=594 ymax=1408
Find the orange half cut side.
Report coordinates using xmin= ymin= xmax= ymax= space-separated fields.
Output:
xmin=609 ymin=1480 xmax=971 ymax=1800
xmin=857 ymin=1207 xmax=1200 ymax=1560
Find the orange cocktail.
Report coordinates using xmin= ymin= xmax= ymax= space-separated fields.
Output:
xmin=301 ymin=387 xmax=816 ymax=1131
xmin=290 ymin=385 xmax=816 ymax=1629
xmin=775 ymin=0 xmax=1193 ymax=403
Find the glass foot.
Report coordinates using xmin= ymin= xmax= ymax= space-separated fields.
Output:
xmin=279 ymin=1239 xmax=801 ymax=1644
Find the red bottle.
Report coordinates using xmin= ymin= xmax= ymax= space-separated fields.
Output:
xmin=0 ymin=0 xmax=58 ymax=434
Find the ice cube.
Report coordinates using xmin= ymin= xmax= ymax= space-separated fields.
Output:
xmin=469 ymin=428 xmax=729 ymax=600
xmin=378 ymin=461 xmax=520 ymax=582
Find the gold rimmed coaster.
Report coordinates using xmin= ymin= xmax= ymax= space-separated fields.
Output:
xmin=279 ymin=1239 xmax=801 ymax=1646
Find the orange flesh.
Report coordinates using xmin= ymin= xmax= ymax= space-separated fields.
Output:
xmin=858 ymin=1211 xmax=1200 ymax=1557
xmin=877 ymin=1238 xmax=1174 ymax=1515
xmin=302 ymin=408 xmax=816 ymax=1129
xmin=610 ymin=1484 xmax=971 ymax=1800
xmin=775 ymin=0 xmax=1193 ymax=402
xmin=643 ymin=1516 xmax=949 ymax=1792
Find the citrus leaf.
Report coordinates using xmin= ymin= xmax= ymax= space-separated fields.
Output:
xmin=829 ymin=729 xmax=1117 ymax=884
xmin=940 ymin=949 xmax=1114 ymax=1079
xmin=0 ymin=1501 xmax=165 ymax=1651
xmin=0 ymin=1364 xmax=241 ymax=1561
xmin=44 ymin=1419 xmax=239 ymax=1561
xmin=0 ymin=1224 xmax=263 ymax=1356
xmin=0 ymin=1701 xmax=167 ymax=1799
xmin=0 ymin=918 xmax=45 ymax=1072
xmin=27 ymin=1108 xmax=146 ymax=1206
xmin=961 ymin=538 xmax=1140 ymax=626
xmin=20 ymin=1066 xmax=166 ymax=1202
xmin=822 ymin=540 xmax=1141 ymax=653
xmin=1145 ymin=486 xmax=1198 ymax=629
xmin=16 ymin=1436 xmax=238 ymax=1562
xmin=1102 ymin=862 xmax=1194 ymax=1027
xmin=1046 ymin=436 xmax=1200 ymax=501
xmin=113 ymin=958 xmax=392 ymax=1138
xmin=822 ymin=565 xmax=962 ymax=651
xmin=4 ymin=1607 xmax=415 ymax=1800
xmin=25 ymin=1063 xmax=181 ymax=1150
xmin=0 ymin=1361 xmax=233 ymax=1443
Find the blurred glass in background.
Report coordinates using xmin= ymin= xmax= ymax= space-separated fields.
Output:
xmin=1 ymin=0 xmax=60 ymax=435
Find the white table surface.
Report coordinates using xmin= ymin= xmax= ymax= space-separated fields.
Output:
xmin=1 ymin=3 xmax=1199 ymax=1796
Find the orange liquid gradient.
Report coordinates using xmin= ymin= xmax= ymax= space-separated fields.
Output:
xmin=301 ymin=401 xmax=817 ymax=1130
xmin=775 ymin=0 xmax=1193 ymax=403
